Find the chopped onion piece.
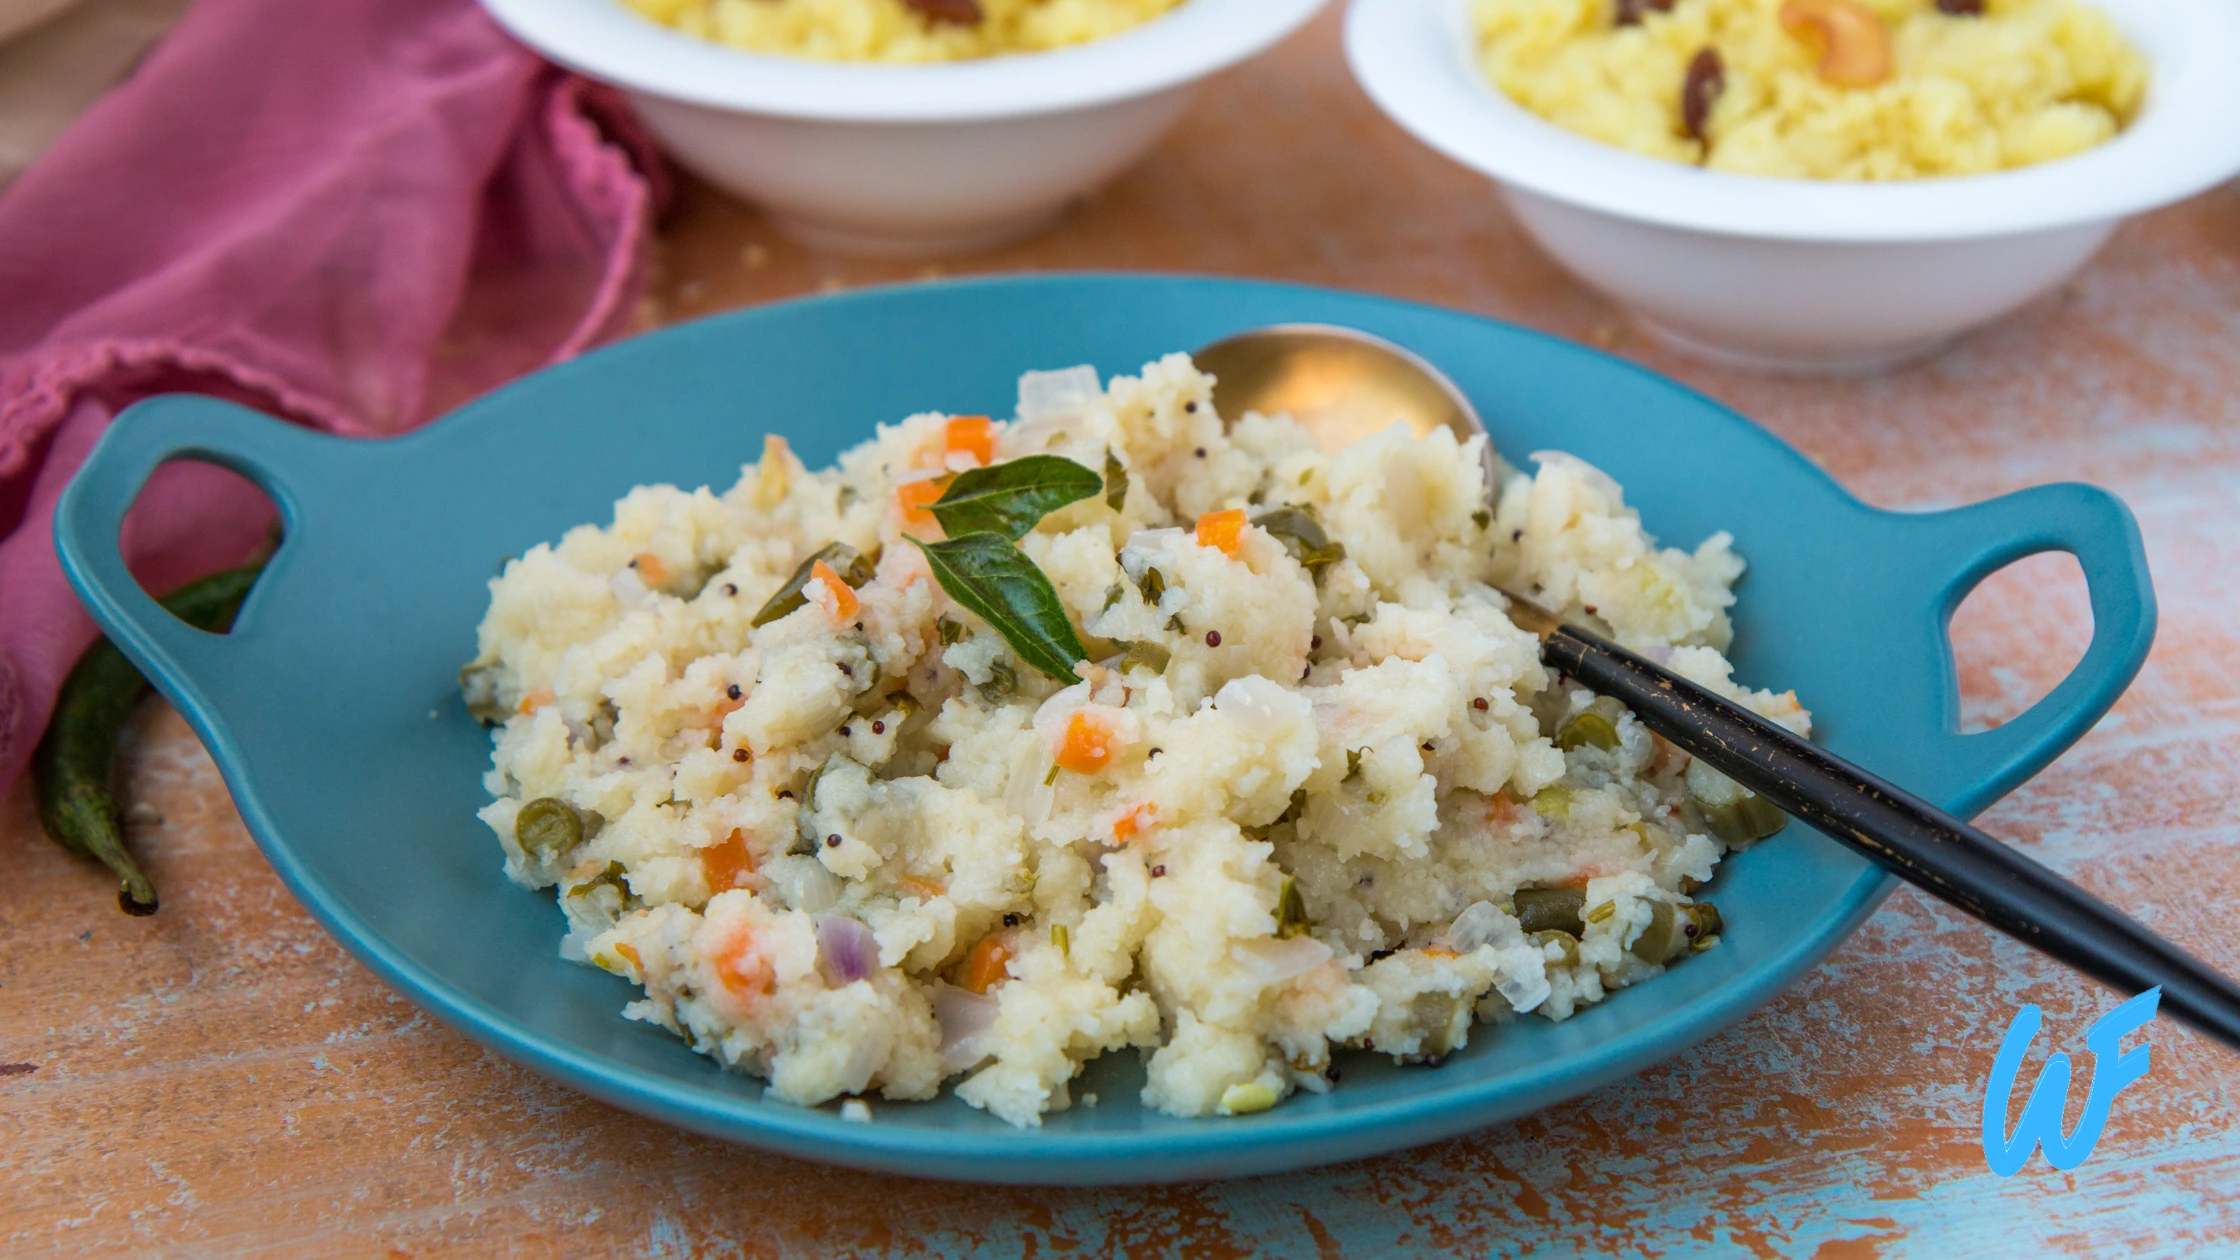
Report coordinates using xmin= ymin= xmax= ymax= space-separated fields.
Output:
xmin=1215 ymin=676 xmax=1303 ymax=742
xmin=816 ymin=915 xmax=880 ymax=986
xmin=1017 ymin=365 xmax=1102 ymax=424
xmin=766 ymin=855 xmax=842 ymax=914
xmin=934 ymin=983 xmax=1001 ymax=1073
xmin=1232 ymin=935 xmax=1333 ymax=986
xmin=1445 ymin=900 xmax=1529 ymax=953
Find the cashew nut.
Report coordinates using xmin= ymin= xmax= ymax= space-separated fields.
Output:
xmin=1779 ymin=0 xmax=1893 ymax=89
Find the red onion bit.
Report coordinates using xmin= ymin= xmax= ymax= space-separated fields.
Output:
xmin=816 ymin=915 xmax=880 ymax=986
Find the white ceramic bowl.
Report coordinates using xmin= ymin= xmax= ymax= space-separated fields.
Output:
xmin=1347 ymin=0 xmax=2240 ymax=373
xmin=482 ymin=0 xmax=1326 ymax=256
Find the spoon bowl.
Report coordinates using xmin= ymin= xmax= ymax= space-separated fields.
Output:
xmin=1194 ymin=324 xmax=1496 ymax=487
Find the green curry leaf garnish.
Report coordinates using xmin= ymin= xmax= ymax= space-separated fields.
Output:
xmin=928 ymin=455 xmax=1102 ymax=541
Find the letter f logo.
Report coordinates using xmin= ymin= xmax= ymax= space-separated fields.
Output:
xmin=1981 ymin=987 xmax=2161 ymax=1176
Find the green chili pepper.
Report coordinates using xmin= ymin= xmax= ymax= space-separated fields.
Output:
xmin=1275 ymin=875 xmax=1311 ymax=939
xmin=1104 ymin=448 xmax=1127 ymax=513
xmin=1117 ymin=640 xmax=1171 ymax=675
xmin=34 ymin=562 xmax=265 ymax=915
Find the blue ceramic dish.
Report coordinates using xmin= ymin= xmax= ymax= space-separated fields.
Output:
xmin=53 ymin=275 xmax=2155 ymax=1184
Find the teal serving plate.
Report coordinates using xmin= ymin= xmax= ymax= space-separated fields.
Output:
xmin=53 ymin=275 xmax=2154 ymax=1184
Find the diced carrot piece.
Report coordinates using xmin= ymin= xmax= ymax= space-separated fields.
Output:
xmin=808 ymin=559 xmax=860 ymax=624
xmin=896 ymin=477 xmax=948 ymax=535
xmin=1056 ymin=709 xmax=1124 ymax=774
xmin=1111 ymin=803 xmax=1156 ymax=845
xmin=1196 ymin=508 xmax=1248 ymax=557
xmin=901 ymin=876 xmax=947 ymax=901
xmin=614 ymin=942 xmax=642 ymax=969
xmin=517 ymin=687 xmax=554 ymax=715
xmin=962 ymin=935 xmax=1013 ymax=994
xmin=944 ymin=415 xmax=997 ymax=466
xmin=1422 ymin=946 xmax=1460 ymax=959
xmin=632 ymin=551 xmax=669 ymax=587
xmin=702 ymin=829 xmax=755 ymax=895
xmin=709 ymin=920 xmax=775 ymax=999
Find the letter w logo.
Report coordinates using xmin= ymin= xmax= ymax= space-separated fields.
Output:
xmin=1981 ymin=987 xmax=2160 ymax=1176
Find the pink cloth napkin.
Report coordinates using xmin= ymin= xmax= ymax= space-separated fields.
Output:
xmin=0 ymin=0 xmax=664 ymax=793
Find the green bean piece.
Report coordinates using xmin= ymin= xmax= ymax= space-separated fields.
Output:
xmin=33 ymin=561 xmax=265 ymax=915
xmin=1118 ymin=640 xmax=1171 ymax=675
xmin=1530 ymin=929 xmax=1581 ymax=968
xmin=750 ymin=542 xmax=875 ymax=627
xmin=1512 ymin=885 xmax=1587 ymax=935
xmin=515 ymin=798 xmax=585 ymax=861
xmin=1628 ymin=899 xmax=1686 ymax=963
xmin=1052 ymin=922 xmax=1071 ymax=957
xmin=1700 ymin=793 xmax=1789 ymax=846
xmin=1584 ymin=898 xmax=1618 ymax=925
xmin=1683 ymin=900 xmax=1724 ymax=952
xmin=1556 ymin=710 xmax=1620 ymax=752
xmin=937 ymin=615 xmax=966 ymax=645
xmin=1275 ymin=876 xmax=1310 ymax=939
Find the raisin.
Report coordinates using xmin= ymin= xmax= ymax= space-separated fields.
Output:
xmin=1615 ymin=0 xmax=1674 ymax=26
xmin=902 ymin=0 xmax=982 ymax=22
xmin=1682 ymin=48 xmax=1725 ymax=145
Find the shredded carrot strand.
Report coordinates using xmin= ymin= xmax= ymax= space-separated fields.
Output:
xmin=631 ymin=551 xmax=669 ymax=587
xmin=517 ymin=687 xmax=554 ymax=715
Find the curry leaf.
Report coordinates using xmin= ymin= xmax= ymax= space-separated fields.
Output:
xmin=908 ymin=533 xmax=1087 ymax=684
xmin=1250 ymin=505 xmax=1348 ymax=582
xmin=929 ymin=455 xmax=1101 ymax=541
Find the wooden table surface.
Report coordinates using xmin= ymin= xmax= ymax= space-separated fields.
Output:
xmin=6 ymin=9 xmax=2238 ymax=1256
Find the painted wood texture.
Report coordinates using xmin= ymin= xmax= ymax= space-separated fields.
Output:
xmin=5 ymin=10 xmax=2237 ymax=1256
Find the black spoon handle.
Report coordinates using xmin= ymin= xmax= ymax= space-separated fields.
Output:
xmin=1538 ymin=622 xmax=2240 ymax=1053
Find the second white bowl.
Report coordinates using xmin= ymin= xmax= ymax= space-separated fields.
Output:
xmin=483 ymin=0 xmax=1326 ymax=257
xmin=1347 ymin=0 xmax=2240 ymax=373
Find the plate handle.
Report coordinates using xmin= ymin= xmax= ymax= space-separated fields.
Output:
xmin=52 ymin=395 xmax=358 ymax=697
xmin=1900 ymin=482 xmax=2157 ymax=804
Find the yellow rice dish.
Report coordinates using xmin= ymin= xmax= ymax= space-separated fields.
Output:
xmin=622 ymin=0 xmax=1187 ymax=62
xmin=1472 ymin=0 xmax=2149 ymax=180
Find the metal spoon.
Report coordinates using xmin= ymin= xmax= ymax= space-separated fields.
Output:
xmin=1194 ymin=324 xmax=2240 ymax=1052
